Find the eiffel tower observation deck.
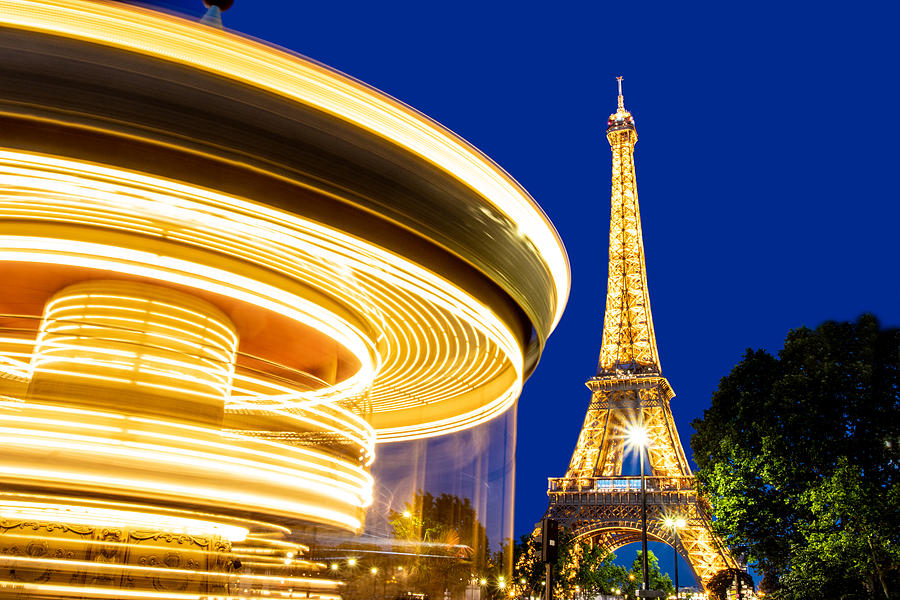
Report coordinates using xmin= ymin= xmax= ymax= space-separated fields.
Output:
xmin=545 ymin=79 xmax=736 ymax=589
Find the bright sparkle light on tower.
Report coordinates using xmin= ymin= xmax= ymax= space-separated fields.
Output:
xmin=625 ymin=424 xmax=650 ymax=449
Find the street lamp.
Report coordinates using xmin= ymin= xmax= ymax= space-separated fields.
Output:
xmin=663 ymin=517 xmax=686 ymax=599
xmin=371 ymin=567 xmax=379 ymax=599
xmin=626 ymin=424 xmax=650 ymax=593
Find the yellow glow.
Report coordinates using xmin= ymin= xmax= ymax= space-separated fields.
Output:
xmin=0 ymin=401 xmax=373 ymax=531
xmin=0 ymin=553 xmax=342 ymax=586
xmin=0 ymin=0 xmax=568 ymax=333
xmin=625 ymin=424 xmax=650 ymax=449
xmin=0 ymin=148 xmax=528 ymax=440
xmin=556 ymin=85 xmax=736 ymax=589
xmin=0 ymin=3 xmax=572 ymax=598
xmin=32 ymin=283 xmax=240 ymax=409
xmin=0 ymin=581 xmax=341 ymax=600
xmin=0 ymin=501 xmax=248 ymax=541
xmin=665 ymin=516 xmax=688 ymax=529
xmin=3 ymin=237 xmax=377 ymax=397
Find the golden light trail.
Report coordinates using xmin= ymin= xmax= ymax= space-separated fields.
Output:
xmin=0 ymin=502 xmax=249 ymax=541
xmin=0 ymin=0 xmax=569 ymax=332
xmin=0 ymin=2 xmax=570 ymax=597
xmin=0 ymin=147 xmax=530 ymax=440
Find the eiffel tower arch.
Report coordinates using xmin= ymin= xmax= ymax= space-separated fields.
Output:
xmin=545 ymin=79 xmax=735 ymax=589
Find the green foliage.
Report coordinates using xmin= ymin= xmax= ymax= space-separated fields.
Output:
xmin=512 ymin=532 xmax=543 ymax=598
xmin=512 ymin=529 xmax=627 ymax=599
xmin=572 ymin=541 xmax=628 ymax=596
xmin=691 ymin=314 xmax=900 ymax=598
xmin=619 ymin=551 xmax=673 ymax=597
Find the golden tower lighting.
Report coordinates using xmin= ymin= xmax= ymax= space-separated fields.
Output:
xmin=0 ymin=1 xmax=570 ymax=598
xmin=545 ymin=78 xmax=734 ymax=589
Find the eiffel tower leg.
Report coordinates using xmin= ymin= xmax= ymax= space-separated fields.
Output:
xmin=566 ymin=389 xmax=627 ymax=478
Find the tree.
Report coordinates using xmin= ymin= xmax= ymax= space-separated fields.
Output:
xmin=691 ymin=315 xmax=900 ymax=598
xmin=620 ymin=551 xmax=673 ymax=597
xmin=706 ymin=568 xmax=753 ymax=600
xmin=572 ymin=541 xmax=627 ymax=597
xmin=512 ymin=529 xmax=626 ymax=599
xmin=512 ymin=532 xmax=543 ymax=598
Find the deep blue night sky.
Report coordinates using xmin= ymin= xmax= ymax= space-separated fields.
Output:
xmin=128 ymin=0 xmax=900 ymax=582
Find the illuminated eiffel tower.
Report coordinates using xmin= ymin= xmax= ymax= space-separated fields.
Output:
xmin=545 ymin=79 xmax=735 ymax=588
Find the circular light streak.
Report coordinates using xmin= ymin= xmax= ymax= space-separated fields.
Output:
xmin=0 ymin=148 xmax=526 ymax=440
xmin=0 ymin=0 xmax=569 ymax=333
xmin=0 ymin=501 xmax=250 ymax=541
xmin=0 ymin=400 xmax=374 ymax=531
xmin=32 ymin=282 xmax=240 ymax=417
xmin=0 ymin=3 xmax=571 ymax=597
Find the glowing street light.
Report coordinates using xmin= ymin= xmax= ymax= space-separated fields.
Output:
xmin=626 ymin=424 xmax=651 ymax=593
xmin=625 ymin=424 xmax=650 ymax=450
xmin=663 ymin=517 xmax=687 ymax=599
xmin=403 ymin=510 xmax=412 ymax=518
xmin=348 ymin=558 xmax=358 ymax=567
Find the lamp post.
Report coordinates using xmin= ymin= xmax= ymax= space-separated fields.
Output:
xmin=626 ymin=424 xmax=650 ymax=594
xmin=663 ymin=517 xmax=686 ymax=599
xmin=371 ymin=567 xmax=378 ymax=599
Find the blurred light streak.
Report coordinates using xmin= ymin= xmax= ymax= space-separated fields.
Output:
xmin=0 ymin=147 xmax=526 ymax=440
xmin=0 ymin=502 xmax=248 ymax=539
xmin=0 ymin=0 xmax=569 ymax=332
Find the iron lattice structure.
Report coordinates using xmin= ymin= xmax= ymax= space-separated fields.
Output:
xmin=546 ymin=80 xmax=735 ymax=588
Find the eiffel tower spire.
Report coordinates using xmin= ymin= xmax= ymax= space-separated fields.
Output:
xmin=598 ymin=76 xmax=660 ymax=376
xmin=545 ymin=79 xmax=736 ymax=590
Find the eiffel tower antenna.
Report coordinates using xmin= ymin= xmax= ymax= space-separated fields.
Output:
xmin=617 ymin=76 xmax=624 ymax=109
xmin=543 ymin=79 xmax=737 ymax=590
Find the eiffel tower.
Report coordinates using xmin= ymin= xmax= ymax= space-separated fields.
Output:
xmin=545 ymin=79 xmax=735 ymax=589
